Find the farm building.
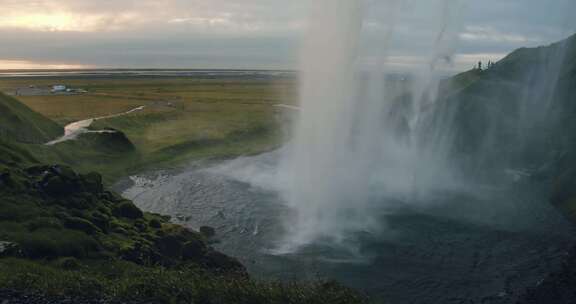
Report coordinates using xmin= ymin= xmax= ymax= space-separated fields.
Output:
xmin=51 ymin=85 xmax=67 ymax=92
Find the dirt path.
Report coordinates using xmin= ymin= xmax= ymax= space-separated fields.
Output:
xmin=46 ymin=106 xmax=145 ymax=146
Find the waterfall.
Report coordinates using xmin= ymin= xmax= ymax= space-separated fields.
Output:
xmin=276 ymin=0 xmax=463 ymax=253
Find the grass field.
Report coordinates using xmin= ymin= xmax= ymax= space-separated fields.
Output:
xmin=0 ymin=77 xmax=297 ymax=181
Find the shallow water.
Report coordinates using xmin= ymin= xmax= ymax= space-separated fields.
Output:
xmin=121 ymin=153 xmax=574 ymax=304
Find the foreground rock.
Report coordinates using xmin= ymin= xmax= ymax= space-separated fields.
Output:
xmin=0 ymin=164 xmax=245 ymax=274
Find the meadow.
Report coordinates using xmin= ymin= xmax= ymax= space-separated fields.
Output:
xmin=0 ymin=76 xmax=296 ymax=181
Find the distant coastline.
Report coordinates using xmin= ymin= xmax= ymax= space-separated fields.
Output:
xmin=0 ymin=69 xmax=297 ymax=79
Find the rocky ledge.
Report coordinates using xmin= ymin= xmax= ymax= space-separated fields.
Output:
xmin=0 ymin=163 xmax=245 ymax=273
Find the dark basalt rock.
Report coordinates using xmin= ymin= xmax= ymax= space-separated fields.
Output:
xmin=119 ymin=242 xmax=162 ymax=265
xmin=113 ymin=201 xmax=144 ymax=219
xmin=82 ymin=172 xmax=104 ymax=193
xmin=3 ymin=163 xmax=248 ymax=276
xmin=50 ymin=165 xmax=78 ymax=181
xmin=204 ymin=251 xmax=246 ymax=275
xmin=182 ymin=240 xmax=208 ymax=260
xmin=199 ymin=226 xmax=216 ymax=238
xmin=42 ymin=175 xmax=75 ymax=196
xmin=148 ymin=219 xmax=162 ymax=229
xmin=0 ymin=241 xmax=21 ymax=257
xmin=39 ymin=165 xmax=83 ymax=196
xmin=155 ymin=235 xmax=184 ymax=259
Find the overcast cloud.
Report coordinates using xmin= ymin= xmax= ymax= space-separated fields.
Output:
xmin=0 ymin=0 xmax=574 ymax=72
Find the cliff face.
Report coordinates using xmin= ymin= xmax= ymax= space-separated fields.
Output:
xmin=427 ymin=34 xmax=576 ymax=206
xmin=432 ymin=34 xmax=576 ymax=174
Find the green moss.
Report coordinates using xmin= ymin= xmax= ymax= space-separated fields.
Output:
xmin=113 ymin=201 xmax=144 ymax=219
xmin=0 ymin=258 xmax=368 ymax=304
xmin=62 ymin=216 xmax=102 ymax=235
xmin=0 ymin=92 xmax=63 ymax=144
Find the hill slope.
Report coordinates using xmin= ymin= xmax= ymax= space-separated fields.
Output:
xmin=431 ymin=33 xmax=576 ymax=178
xmin=0 ymin=82 xmax=365 ymax=304
xmin=0 ymin=92 xmax=63 ymax=144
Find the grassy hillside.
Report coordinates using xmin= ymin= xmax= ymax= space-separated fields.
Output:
xmin=0 ymin=159 xmax=366 ymax=303
xmin=432 ymin=33 xmax=576 ymax=173
xmin=0 ymin=93 xmax=63 ymax=144
xmin=0 ymin=85 xmax=365 ymax=303
xmin=0 ymin=78 xmax=288 ymax=182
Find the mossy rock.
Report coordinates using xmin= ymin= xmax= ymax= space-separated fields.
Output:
xmin=82 ymin=172 xmax=103 ymax=193
xmin=56 ymin=257 xmax=82 ymax=270
xmin=113 ymin=201 xmax=144 ymax=219
xmin=42 ymin=175 xmax=76 ymax=196
xmin=182 ymin=240 xmax=208 ymax=261
xmin=100 ymin=191 xmax=126 ymax=203
xmin=155 ymin=235 xmax=184 ymax=259
xmin=0 ymin=241 xmax=22 ymax=257
xmin=63 ymin=194 xmax=94 ymax=209
xmin=24 ymin=165 xmax=50 ymax=176
xmin=90 ymin=211 xmax=111 ymax=232
xmin=50 ymin=165 xmax=78 ymax=181
xmin=204 ymin=251 xmax=246 ymax=275
xmin=17 ymin=229 xmax=99 ymax=259
xmin=63 ymin=216 xmax=102 ymax=235
xmin=25 ymin=217 xmax=63 ymax=231
xmin=199 ymin=226 xmax=216 ymax=238
xmin=119 ymin=242 xmax=161 ymax=265
xmin=134 ymin=219 xmax=148 ymax=232
xmin=149 ymin=219 xmax=162 ymax=229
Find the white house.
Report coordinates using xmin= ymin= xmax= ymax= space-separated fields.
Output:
xmin=51 ymin=85 xmax=67 ymax=93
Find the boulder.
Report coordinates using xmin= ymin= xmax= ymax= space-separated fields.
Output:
xmin=42 ymin=175 xmax=75 ymax=196
xmin=204 ymin=251 xmax=246 ymax=275
xmin=155 ymin=235 xmax=183 ymax=258
xmin=50 ymin=165 xmax=78 ymax=181
xmin=82 ymin=172 xmax=104 ymax=193
xmin=182 ymin=240 xmax=208 ymax=260
xmin=113 ymin=201 xmax=144 ymax=219
xmin=0 ymin=241 xmax=21 ymax=257
xmin=199 ymin=226 xmax=216 ymax=238
xmin=24 ymin=165 xmax=50 ymax=176
xmin=149 ymin=219 xmax=162 ymax=229
xmin=119 ymin=242 xmax=161 ymax=265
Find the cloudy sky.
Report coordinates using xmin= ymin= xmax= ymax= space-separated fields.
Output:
xmin=0 ymin=0 xmax=574 ymax=72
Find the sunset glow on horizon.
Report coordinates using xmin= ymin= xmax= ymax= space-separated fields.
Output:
xmin=0 ymin=0 xmax=572 ymax=71
xmin=0 ymin=60 xmax=93 ymax=70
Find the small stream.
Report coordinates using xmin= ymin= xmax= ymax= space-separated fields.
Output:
xmin=120 ymin=152 xmax=574 ymax=304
